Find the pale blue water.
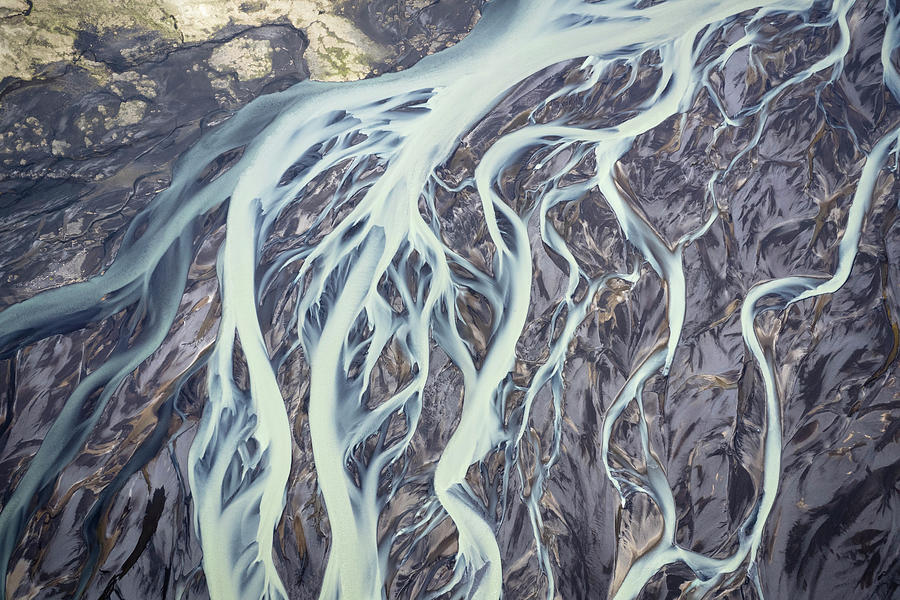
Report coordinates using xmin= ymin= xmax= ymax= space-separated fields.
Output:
xmin=0 ymin=0 xmax=898 ymax=598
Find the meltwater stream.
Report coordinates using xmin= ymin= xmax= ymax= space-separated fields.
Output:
xmin=0 ymin=0 xmax=899 ymax=598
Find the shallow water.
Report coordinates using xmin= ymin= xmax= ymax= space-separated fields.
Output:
xmin=0 ymin=0 xmax=899 ymax=599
